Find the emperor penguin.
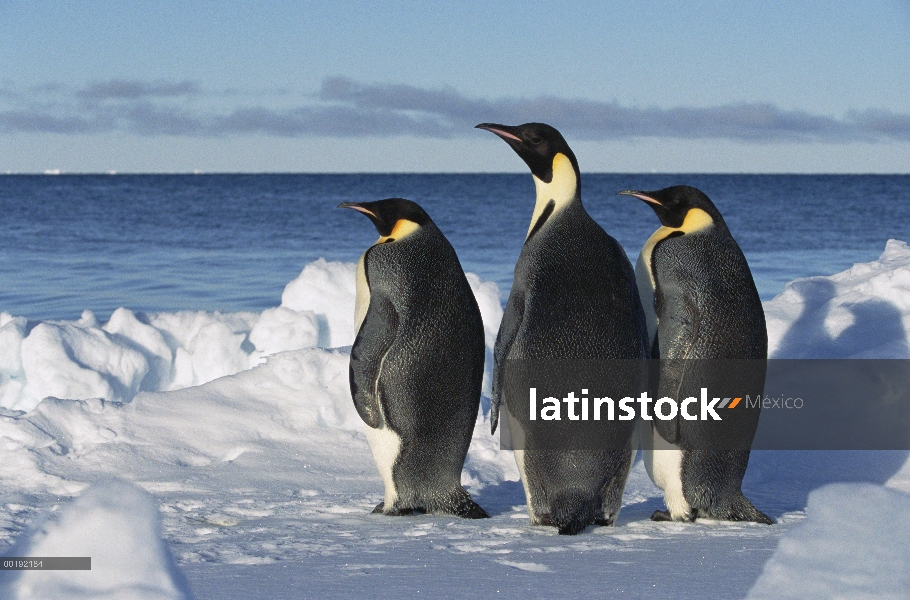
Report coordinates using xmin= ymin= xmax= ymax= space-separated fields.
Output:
xmin=619 ymin=185 xmax=773 ymax=524
xmin=476 ymin=122 xmax=649 ymax=535
xmin=339 ymin=198 xmax=489 ymax=519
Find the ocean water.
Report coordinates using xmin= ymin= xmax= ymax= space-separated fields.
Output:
xmin=1 ymin=173 xmax=908 ymax=321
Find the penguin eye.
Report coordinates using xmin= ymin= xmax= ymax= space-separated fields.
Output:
xmin=528 ymin=135 xmax=543 ymax=146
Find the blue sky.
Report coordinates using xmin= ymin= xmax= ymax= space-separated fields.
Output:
xmin=1 ymin=1 xmax=909 ymax=172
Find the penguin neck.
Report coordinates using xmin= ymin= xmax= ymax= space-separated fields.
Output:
xmin=528 ymin=153 xmax=578 ymax=239
xmin=376 ymin=219 xmax=420 ymax=244
xmin=636 ymin=207 xmax=715 ymax=345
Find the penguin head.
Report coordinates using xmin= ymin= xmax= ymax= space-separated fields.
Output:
xmin=338 ymin=198 xmax=431 ymax=243
xmin=618 ymin=185 xmax=723 ymax=229
xmin=475 ymin=122 xmax=580 ymax=185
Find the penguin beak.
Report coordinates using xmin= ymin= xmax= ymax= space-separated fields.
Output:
xmin=338 ymin=201 xmax=386 ymax=231
xmin=475 ymin=123 xmax=523 ymax=144
xmin=617 ymin=190 xmax=663 ymax=207
xmin=337 ymin=202 xmax=378 ymax=219
xmin=619 ymin=190 xmax=681 ymax=227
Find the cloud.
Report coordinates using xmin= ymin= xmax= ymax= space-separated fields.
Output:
xmin=848 ymin=109 xmax=910 ymax=142
xmin=76 ymin=79 xmax=200 ymax=100
xmin=1 ymin=77 xmax=909 ymax=143
xmin=315 ymin=77 xmax=861 ymax=143
xmin=0 ymin=110 xmax=110 ymax=134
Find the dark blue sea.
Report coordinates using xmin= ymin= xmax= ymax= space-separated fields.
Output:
xmin=1 ymin=174 xmax=908 ymax=321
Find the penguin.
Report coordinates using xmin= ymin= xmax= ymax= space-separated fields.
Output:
xmin=339 ymin=198 xmax=489 ymax=519
xmin=476 ymin=123 xmax=649 ymax=535
xmin=618 ymin=185 xmax=773 ymax=524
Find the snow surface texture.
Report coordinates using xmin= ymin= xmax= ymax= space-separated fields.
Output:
xmin=1 ymin=243 xmax=909 ymax=599
xmin=766 ymin=239 xmax=910 ymax=359
xmin=747 ymin=483 xmax=910 ymax=599
xmin=0 ymin=258 xmax=503 ymax=412
xmin=0 ymin=479 xmax=193 ymax=600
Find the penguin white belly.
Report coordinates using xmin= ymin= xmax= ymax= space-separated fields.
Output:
xmin=354 ymin=252 xmax=370 ymax=332
xmin=364 ymin=423 xmax=401 ymax=507
xmin=640 ymin=422 xmax=690 ymax=520
xmin=634 ymin=253 xmax=658 ymax=350
xmin=504 ymin=405 xmax=539 ymax=523
xmin=513 ymin=449 xmax=537 ymax=522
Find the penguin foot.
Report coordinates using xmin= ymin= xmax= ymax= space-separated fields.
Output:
xmin=372 ymin=502 xmax=420 ymax=516
xmin=650 ymin=510 xmax=675 ymax=522
xmin=694 ymin=493 xmax=775 ymax=524
xmin=388 ymin=508 xmax=418 ymax=516
xmin=594 ymin=516 xmax=615 ymax=527
xmin=650 ymin=509 xmax=697 ymax=522
xmin=750 ymin=510 xmax=775 ymax=525
xmin=456 ymin=501 xmax=490 ymax=519
xmin=719 ymin=496 xmax=775 ymax=525
xmin=443 ymin=487 xmax=490 ymax=519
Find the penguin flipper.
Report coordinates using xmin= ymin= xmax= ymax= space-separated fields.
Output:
xmin=349 ymin=294 xmax=399 ymax=429
xmin=490 ymin=289 xmax=525 ymax=434
xmin=652 ymin=289 xmax=700 ymax=445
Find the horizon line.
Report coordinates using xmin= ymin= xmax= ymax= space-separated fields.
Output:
xmin=3 ymin=170 xmax=909 ymax=176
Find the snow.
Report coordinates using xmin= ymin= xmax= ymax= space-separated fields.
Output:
xmin=0 ymin=479 xmax=193 ymax=600
xmin=766 ymin=239 xmax=910 ymax=359
xmin=278 ymin=258 xmax=357 ymax=348
xmin=1 ymin=244 xmax=910 ymax=599
xmin=0 ymin=260 xmax=503 ymax=412
xmin=747 ymin=483 xmax=910 ymax=599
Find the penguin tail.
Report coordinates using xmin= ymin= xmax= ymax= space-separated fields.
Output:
xmin=550 ymin=490 xmax=596 ymax=535
xmin=720 ymin=494 xmax=775 ymax=525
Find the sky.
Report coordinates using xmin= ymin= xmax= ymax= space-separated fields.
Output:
xmin=1 ymin=1 xmax=909 ymax=173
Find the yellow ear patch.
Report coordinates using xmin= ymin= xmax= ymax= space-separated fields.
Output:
xmin=376 ymin=219 xmax=420 ymax=244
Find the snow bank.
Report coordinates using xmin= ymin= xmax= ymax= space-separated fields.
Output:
xmin=0 ymin=347 xmax=358 ymax=491
xmin=0 ymin=479 xmax=193 ymax=600
xmin=747 ymin=483 xmax=910 ymax=599
xmin=0 ymin=260 xmax=502 ymax=412
xmin=1 ymin=243 xmax=909 ymax=596
xmin=279 ymin=258 xmax=357 ymax=348
xmin=0 ymin=343 xmax=516 ymax=500
xmin=767 ymin=240 xmax=910 ymax=358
